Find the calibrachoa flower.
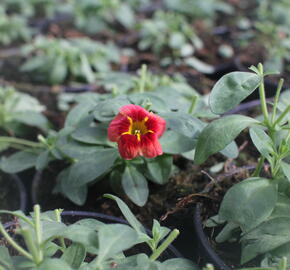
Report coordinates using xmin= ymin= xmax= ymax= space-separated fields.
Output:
xmin=108 ymin=104 xmax=166 ymax=160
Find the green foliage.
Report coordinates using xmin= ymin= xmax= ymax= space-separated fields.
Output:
xmin=164 ymin=0 xmax=233 ymax=22
xmin=0 ymin=198 xmax=197 ymax=270
xmin=209 ymin=72 xmax=262 ymax=114
xmin=203 ymin=64 xmax=290 ymax=267
xmin=0 ymin=7 xmax=31 ymax=45
xmin=2 ymin=0 xmax=58 ymax=18
xmin=0 ymin=86 xmax=49 ymax=137
xmin=138 ymin=11 xmax=211 ymax=71
xmin=21 ymin=36 xmax=121 ymax=84
xmin=72 ymin=0 xmax=135 ymax=34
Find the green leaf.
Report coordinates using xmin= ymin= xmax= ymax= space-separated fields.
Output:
xmin=145 ymin=155 xmax=172 ymax=184
xmin=72 ymin=124 xmax=114 ymax=146
xmin=219 ymin=141 xmax=239 ymax=159
xmin=160 ymin=112 xmax=205 ymax=138
xmin=13 ymin=111 xmax=49 ymax=131
xmin=61 ymin=243 xmax=86 ymax=269
xmin=104 ymin=194 xmax=146 ymax=235
xmin=97 ymin=224 xmax=139 ymax=263
xmin=49 ymin=55 xmax=68 ymax=84
xmin=36 ymin=150 xmax=50 ymax=171
xmin=122 ymin=166 xmax=149 ymax=207
xmin=241 ymin=217 xmax=290 ymax=264
xmin=160 ymin=130 xmax=196 ymax=154
xmin=249 ymin=127 xmax=273 ymax=159
xmin=63 ymin=148 xmax=118 ymax=187
xmin=64 ymin=103 xmax=95 ymax=129
xmin=0 ymin=246 xmax=13 ymax=269
xmin=194 ymin=115 xmax=259 ymax=164
xmin=281 ymin=162 xmax=290 ymax=182
xmin=41 ymin=220 xmax=67 ymax=242
xmin=57 ymin=135 xmax=104 ymax=159
xmin=38 ymin=258 xmax=73 ymax=270
xmin=58 ymin=167 xmax=88 ymax=205
xmin=209 ymin=72 xmax=262 ymax=114
xmin=93 ymin=96 xmax=130 ymax=122
xmin=271 ymin=194 xmax=290 ymax=219
xmin=219 ymin=178 xmax=277 ymax=232
xmin=162 ymin=258 xmax=199 ymax=270
xmin=0 ymin=151 xmax=38 ymax=173
xmin=61 ymin=224 xmax=99 ymax=254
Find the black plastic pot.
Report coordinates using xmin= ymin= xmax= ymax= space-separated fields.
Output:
xmin=193 ymin=204 xmax=232 ymax=270
xmin=0 ymin=171 xmax=27 ymax=212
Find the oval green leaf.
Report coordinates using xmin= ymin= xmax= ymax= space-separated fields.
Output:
xmin=209 ymin=72 xmax=262 ymax=114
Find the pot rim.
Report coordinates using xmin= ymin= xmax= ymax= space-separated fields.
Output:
xmin=194 ymin=203 xmax=232 ymax=270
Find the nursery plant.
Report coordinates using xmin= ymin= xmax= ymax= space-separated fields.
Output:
xmin=21 ymin=36 xmax=121 ymax=84
xmin=2 ymin=0 xmax=58 ymax=18
xmin=72 ymin=0 xmax=135 ymax=34
xmin=0 ymin=7 xmax=31 ymax=46
xmin=163 ymin=0 xmax=233 ymax=25
xmin=0 ymin=85 xmax=49 ymax=138
xmin=236 ymin=0 xmax=290 ymax=74
xmin=0 ymin=194 xmax=197 ymax=270
xmin=193 ymin=63 xmax=290 ymax=267
xmin=137 ymin=11 xmax=214 ymax=72
xmin=0 ymin=66 xmax=237 ymax=207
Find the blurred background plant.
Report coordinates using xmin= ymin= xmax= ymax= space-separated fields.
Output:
xmin=0 ymin=85 xmax=49 ymax=139
xmin=72 ymin=0 xmax=135 ymax=34
xmin=20 ymin=36 xmax=121 ymax=84
xmin=0 ymin=7 xmax=31 ymax=46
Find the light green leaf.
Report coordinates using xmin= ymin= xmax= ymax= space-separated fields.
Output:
xmin=194 ymin=115 xmax=259 ymax=164
xmin=281 ymin=162 xmax=290 ymax=182
xmin=219 ymin=178 xmax=277 ymax=232
xmin=250 ymin=127 xmax=273 ymax=159
xmin=97 ymin=224 xmax=139 ymax=263
xmin=160 ymin=130 xmax=196 ymax=154
xmin=162 ymin=258 xmax=199 ymax=270
xmin=0 ymin=151 xmax=38 ymax=173
xmin=104 ymin=194 xmax=146 ymax=235
xmin=241 ymin=217 xmax=290 ymax=264
xmin=122 ymin=166 xmax=149 ymax=207
xmin=146 ymin=155 xmax=172 ymax=184
xmin=61 ymin=243 xmax=86 ymax=269
xmin=209 ymin=72 xmax=262 ymax=114
xmin=38 ymin=258 xmax=73 ymax=270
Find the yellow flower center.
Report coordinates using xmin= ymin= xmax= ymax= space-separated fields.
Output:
xmin=122 ymin=116 xmax=153 ymax=141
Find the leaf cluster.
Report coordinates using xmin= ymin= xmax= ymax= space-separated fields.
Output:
xmin=0 ymin=195 xmax=197 ymax=270
xmin=21 ymin=36 xmax=121 ymax=85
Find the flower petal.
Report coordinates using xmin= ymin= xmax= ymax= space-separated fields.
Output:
xmin=118 ymin=134 xmax=140 ymax=160
xmin=146 ymin=113 xmax=166 ymax=138
xmin=140 ymin=133 xmax=163 ymax=158
xmin=120 ymin=104 xmax=149 ymax=122
xmin=108 ymin=113 xmax=130 ymax=142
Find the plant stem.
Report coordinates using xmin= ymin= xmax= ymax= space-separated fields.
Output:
xmin=188 ymin=95 xmax=197 ymax=114
xmin=150 ymin=229 xmax=179 ymax=261
xmin=0 ymin=223 xmax=33 ymax=261
xmin=54 ymin=209 xmax=66 ymax=250
xmin=0 ymin=136 xmax=43 ymax=148
xmin=271 ymin=78 xmax=284 ymax=124
xmin=257 ymin=63 xmax=270 ymax=126
xmin=274 ymin=105 xmax=290 ymax=127
xmin=139 ymin=64 xmax=147 ymax=93
xmin=252 ymin=156 xmax=265 ymax=177
xmin=21 ymin=228 xmax=40 ymax=264
xmin=33 ymin=205 xmax=43 ymax=263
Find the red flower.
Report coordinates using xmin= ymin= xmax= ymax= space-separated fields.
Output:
xmin=108 ymin=105 xmax=166 ymax=160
